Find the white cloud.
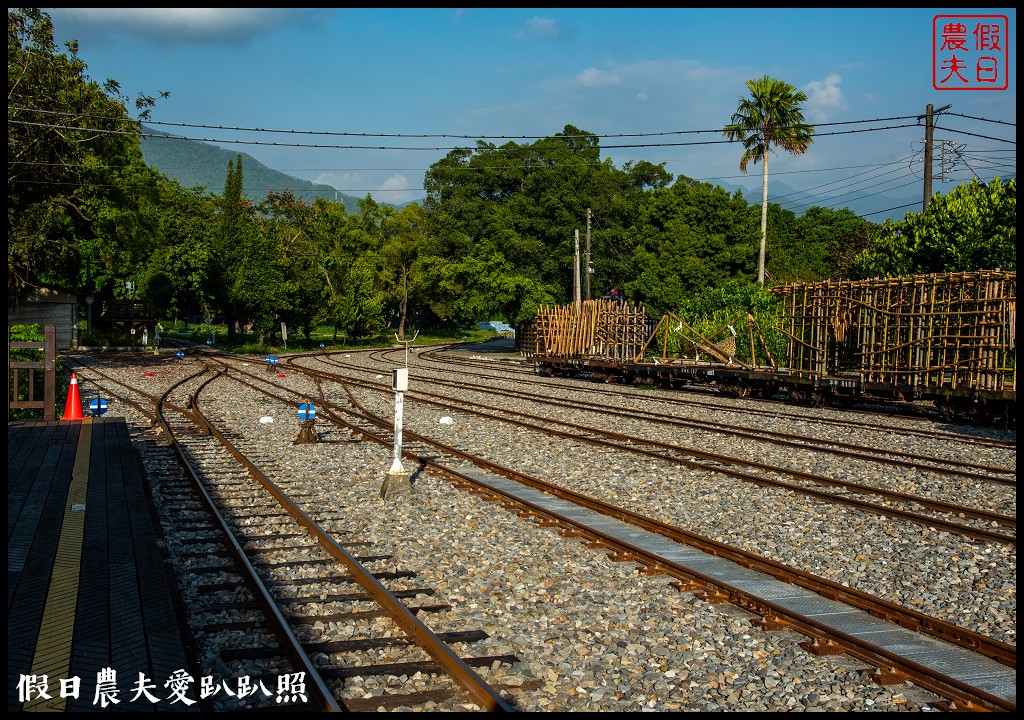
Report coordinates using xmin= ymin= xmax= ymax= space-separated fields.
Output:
xmin=577 ymin=67 xmax=621 ymax=88
xmin=380 ymin=173 xmax=410 ymax=190
xmin=512 ymin=17 xmax=561 ymax=41
xmin=803 ymin=73 xmax=847 ymax=122
xmin=380 ymin=173 xmax=415 ymax=203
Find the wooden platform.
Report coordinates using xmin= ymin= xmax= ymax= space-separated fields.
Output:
xmin=7 ymin=417 xmax=195 ymax=712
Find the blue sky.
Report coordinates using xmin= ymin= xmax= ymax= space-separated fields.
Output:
xmin=46 ymin=8 xmax=1016 ymax=218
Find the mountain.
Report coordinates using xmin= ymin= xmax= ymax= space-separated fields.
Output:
xmin=715 ymin=179 xmax=921 ymax=224
xmin=139 ymin=126 xmax=366 ymax=213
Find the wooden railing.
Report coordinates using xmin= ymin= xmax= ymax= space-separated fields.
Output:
xmin=8 ymin=323 xmax=56 ymax=420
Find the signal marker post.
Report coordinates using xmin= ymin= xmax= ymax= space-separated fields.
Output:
xmin=380 ymin=367 xmax=413 ymax=501
xmin=294 ymin=403 xmax=318 ymax=444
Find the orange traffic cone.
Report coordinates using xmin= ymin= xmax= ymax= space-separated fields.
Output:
xmin=62 ymin=373 xmax=84 ymax=421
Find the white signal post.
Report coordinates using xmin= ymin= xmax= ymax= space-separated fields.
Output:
xmin=381 ymin=367 xmax=413 ymax=499
xmin=390 ymin=368 xmax=408 ymax=474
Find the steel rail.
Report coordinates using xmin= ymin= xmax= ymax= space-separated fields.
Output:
xmin=404 ymin=368 xmax=1016 ymax=483
xmin=187 ymin=366 xmax=514 ymax=712
xmin=280 ymin=362 xmax=1014 ymax=544
xmin=155 ymin=369 xmax=342 ymax=712
xmin=203 ymin=357 xmax=1016 ymax=672
xmin=321 ymin=382 xmax=1015 ymax=710
xmin=282 ymin=366 xmax=1017 ymax=673
xmin=404 ymin=387 xmax=1017 ymax=537
xmin=300 ymin=352 xmax=1016 ymax=483
xmin=415 ymin=346 xmax=1017 ymax=449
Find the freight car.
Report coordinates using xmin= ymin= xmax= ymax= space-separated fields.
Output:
xmin=517 ymin=270 xmax=1016 ymax=424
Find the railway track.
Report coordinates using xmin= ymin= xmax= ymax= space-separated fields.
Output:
xmin=64 ymin=348 xmax=1016 ymax=711
xmin=292 ymin=355 xmax=1014 ymax=544
xmin=417 ymin=345 xmax=1017 ymax=447
xmin=70 ymin=358 xmax=519 ymax=711
xmin=221 ymin=354 xmax=1017 ymax=709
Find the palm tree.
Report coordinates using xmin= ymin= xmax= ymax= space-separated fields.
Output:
xmin=724 ymin=76 xmax=814 ymax=285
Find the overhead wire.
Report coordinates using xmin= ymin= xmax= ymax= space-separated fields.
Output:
xmin=8 ymin=107 xmax=1014 ymax=212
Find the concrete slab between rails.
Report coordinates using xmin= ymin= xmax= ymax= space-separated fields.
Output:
xmin=455 ymin=466 xmax=1016 ymax=707
xmin=441 ymin=337 xmax=523 ymax=359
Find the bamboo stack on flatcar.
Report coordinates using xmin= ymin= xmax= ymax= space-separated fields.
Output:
xmin=771 ymin=269 xmax=1016 ymax=401
xmin=521 ymin=271 xmax=1014 ymax=421
xmin=528 ymin=299 xmax=648 ymax=361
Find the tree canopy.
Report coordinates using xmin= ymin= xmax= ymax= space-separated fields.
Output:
xmin=850 ymin=178 xmax=1016 ymax=278
xmin=8 ymin=8 xmax=160 ymax=306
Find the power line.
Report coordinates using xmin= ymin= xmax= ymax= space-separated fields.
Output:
xmin=9 ymin=105 xmax=926 ymax=139
xmin=9 ymin=117 xmax=927 ymax=151
xmin=771 ymin=156 xmax=915 ymax=201
xmin=945 ymin=112 xmax=1016 ymax=127
xmin=9 ymin=107 xmax=1012 ymax=216
xmin=860 ymin=201 xmax=919 ymax=218
xmin=932 ymin=124 xmax=1016 ymax=144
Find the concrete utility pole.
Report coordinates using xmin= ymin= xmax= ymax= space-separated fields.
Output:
xmin=585 ymin=208 xmax=592 ymax=301
xmin=922 ymin=103 xmax=952 ymax=212
xmin=573 ymin=229 xmax=582 ymax=305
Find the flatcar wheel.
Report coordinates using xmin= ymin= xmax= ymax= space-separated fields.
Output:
xmin=721 ymin=383 xmax=750 ymax=399
xmin=935 ymin=399 xmax=969 ymax=422
xmin=832 ymin=394 xmax=857 ymax=408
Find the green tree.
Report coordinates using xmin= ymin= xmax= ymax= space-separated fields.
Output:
xmin=723 ymin=75 xmax=815 ymax=285
xmin=231 ymin=219 xmax=292 ymax=347
xmin=380 ymin=203 xmax=428 ymax=339
xmin=423 ymin=125 xmax=666 ymax=313
xmin=137 ymin=182 xmax=217 ymax=323
xmin=418 ymin=253 xmax=556 ymax=327
xmin=333 ymin=251 xmax=386 ymax=343
xmin=210 ymin=155 xmax=249 ymax=339
xmin=625 ymin=177 xmax=758 ymax=316
xmin=255 ymin=189 xmax=320 ymax=340
xmin=771 ymin=207 xmax=876 ymax=283
xmin=850 ymin=177 xmax=1015 ymax=278
xmin=8 ymin=8 xmax=162 ymax=305
xmin=315 ymin=199 xmax=390 ymax=343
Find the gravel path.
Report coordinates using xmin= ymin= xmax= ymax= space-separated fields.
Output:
xmin=73 ymin=347 xmax=1016 ymax=712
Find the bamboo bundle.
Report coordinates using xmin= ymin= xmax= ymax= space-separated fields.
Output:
xmin=530 ymin=299 xmax=648 ymax=359
xmin=771 ymin=270 xmax=1016 ymax=392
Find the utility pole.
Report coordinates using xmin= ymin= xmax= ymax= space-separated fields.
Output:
xmin=922 ymin=103 xmax=952 ymax=212
xmin=573 ymin=229 xmax=582 ymax=305
xmin=585 ymin=208 xmax=592 ymax=301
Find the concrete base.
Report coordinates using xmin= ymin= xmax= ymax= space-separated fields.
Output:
xmin=380 ymin=471 xmax=414 ymax=501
